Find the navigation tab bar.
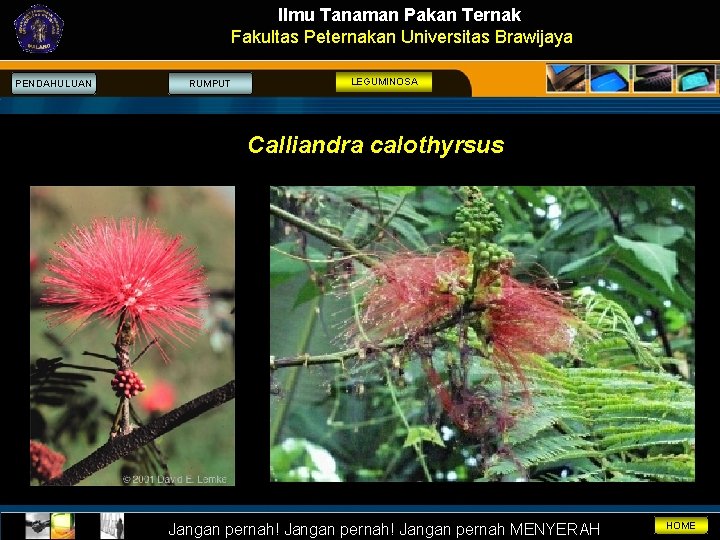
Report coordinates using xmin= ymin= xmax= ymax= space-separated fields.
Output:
xmin=168 ymin=73 xmax=252 ymax=95
xmin=1 ymin=70 xmax=470 ymax=97
xmin=12 ymin=73 xmax=96 ymax=95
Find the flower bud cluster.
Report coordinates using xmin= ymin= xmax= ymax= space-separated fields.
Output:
xmin=111 ymin=369 xmax=146 ymax=398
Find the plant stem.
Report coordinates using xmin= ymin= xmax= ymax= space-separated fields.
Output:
xmin=111 ymin=319 xmax=135 ymax=438
xmin=599 ymin=189 xmax=623 ymax=234
xmin=271 ymin=339 xmax=406 ymax=370
xmin=649 ymin=307 xmax=673 ymax=358
xmin=270 ymin=203 xmax=377 ymax=268
xmin=269 ymin=308 xmax=478 ymax=372
xmin=384 ymin=366 xmax=432 ymax=482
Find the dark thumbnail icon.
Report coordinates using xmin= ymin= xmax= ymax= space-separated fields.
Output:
xmin=634 ymin=64 xmax=673 ymax=92
xmin=546 ymin=64 xmax=586 ymax=92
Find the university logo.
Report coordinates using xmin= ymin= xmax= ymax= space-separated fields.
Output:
xmin=14 ymin=5 xmax=63 ymax=53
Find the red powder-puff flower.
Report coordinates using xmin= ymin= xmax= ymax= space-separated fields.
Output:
xmin=138 ymin=380 xmax=177 ymax=413
xmin=349 ymin=249 xmax=471 ymax=343
xmin=30 ymin=440 xmax=66 ymax=482
xmin=477 ymin=274 xmax=579 ymax=397
xmin=42 ymin=218 xmax=207 ymax=349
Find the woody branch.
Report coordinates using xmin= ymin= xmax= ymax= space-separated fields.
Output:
xmin=45 ymin=380 xmax=236 ymax=486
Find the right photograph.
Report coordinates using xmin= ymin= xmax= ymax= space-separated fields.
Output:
xmin=270 ymin=186 xmax=695 ymax=482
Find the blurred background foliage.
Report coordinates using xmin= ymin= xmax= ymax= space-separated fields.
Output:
xmin=30 ymin=186 xmax=235 ymax=486
xmin=270 ymin=186 xmax=694 ymax=482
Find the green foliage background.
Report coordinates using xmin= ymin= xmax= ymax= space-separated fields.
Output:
xmin=270 ymin=186 xmax=694 ymax=482
xmin=30 ymin=186 xmax=235 ymax=486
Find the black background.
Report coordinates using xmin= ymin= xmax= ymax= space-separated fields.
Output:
xmin=1 ymin=4 xmax=717 ymax=60
xmin=4 ymin=0 xmax=711 ymax=517
xmin=8 ymin=113 xmax=709 ymax=508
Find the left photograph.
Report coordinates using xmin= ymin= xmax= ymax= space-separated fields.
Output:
xmin=30 ymin=186 xmax=235 ymax=486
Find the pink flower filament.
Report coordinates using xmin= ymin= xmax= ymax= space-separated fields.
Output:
xmin=41 ymin=218 xmax=207 ymax=349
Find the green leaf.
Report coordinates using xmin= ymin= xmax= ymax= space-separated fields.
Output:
xmin=389 ymin=217 xmax=428 ymax=251
xmin=383 ymin=198 xmax=431 ymax=226
xmin=557 ymin=245 xmax=613 ymax=276
xmin=271 ymin=242 xmax=307 ymax=274
xmin=610 ymin=455 xmax=694 ymax=481
xmin=633 ymin=224 xmax=684 ymax=246
xmin=342 ymin=209 xmax=370 ymax=241
xmin=552 ymin=210 xmax=612 ymax=239
xmin=270 ymin=244 xmax=328 ymax=287
xmin=404 ymin=426 xmax=445 ymax=448
xmin=612 ymin=247 xmax=693 ymax=309
xmin=664 ymin=307 xmax=687 ymax=332
xmin=614 ymin=236 xmax=678 ymax=290
xmin=600 ymin=424 xmax=694 ymax=453
xmin=293 ymin=279 xmax=322 ymax=309
xmin=419 ymin=190 xmax=458 ymax=216
xmin=422 ymin=217 xmax=456 ymax=235
xmin=598 ymin=267 xmax=665 ymax=308
xmin=513 ymin=186 xmax=544 ymax=207
xmin=372 ymin=186 xmax=416 ymax=196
